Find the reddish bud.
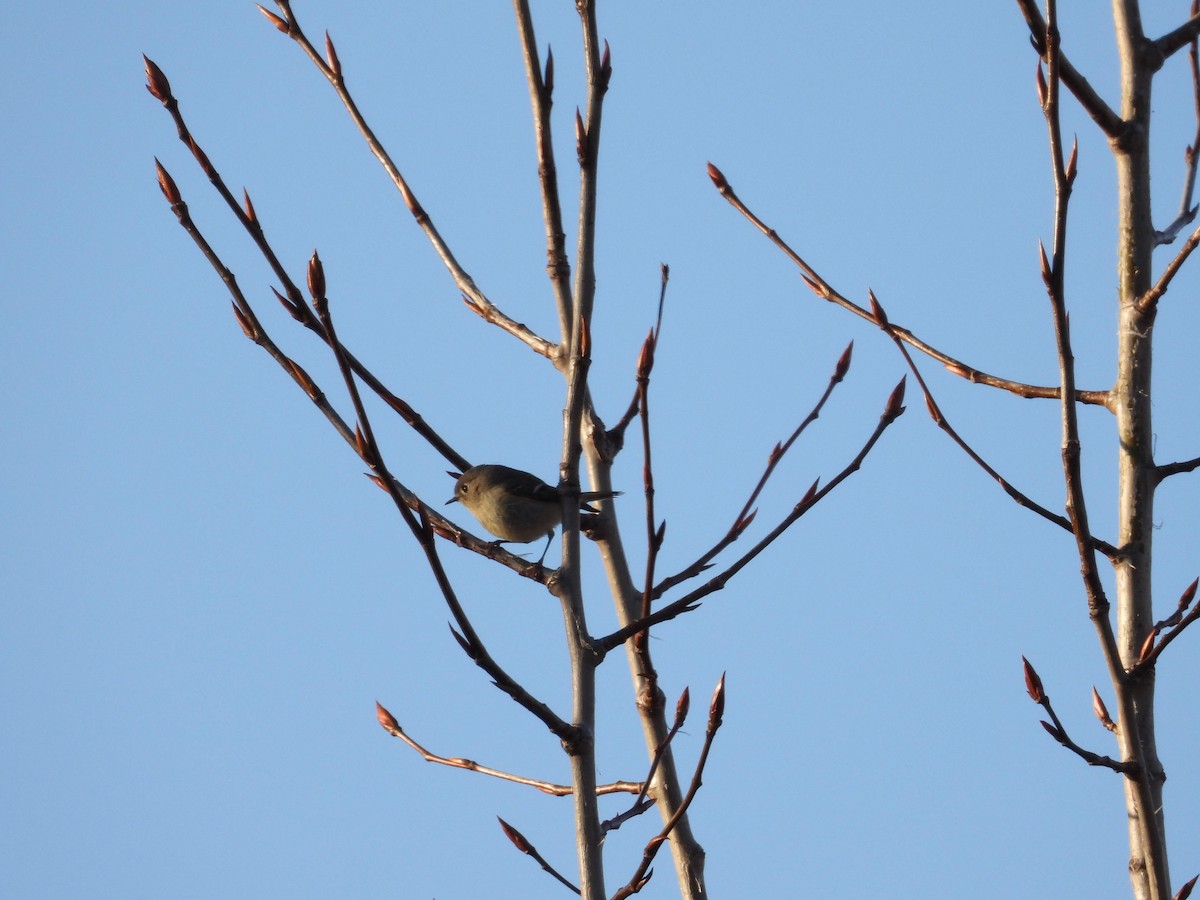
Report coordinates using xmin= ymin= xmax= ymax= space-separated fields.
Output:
xmin=1174 ymin=873 xmax=1198 ymax=900
xmin=800 ymin=273 xmax=822 ymax=295
xmin=154 ymin=158 xmax=182 ymax=206
xmin=324 ymin=31 xmax=342 ymax=77
xmin=735 ymin=508 xmax=757 ymax=534
xmin=543 ymin=46 xmax=554 ymax=95
xmin=834 ymin=341 xmax=853 ymax=380
xmin=637 ymin=329 xmax=656 ymax=379
xmin=1136 ymin=628 xmax=1158 ymax=665
xmin=271 ymin=286 xmax=302 ymax=321
xmin=1022 ymin=656 xmax=1045 ymax=703
xmin=884 ymin=376 xmax=907 ymax=421
xmin=497 ymin=818 xmax=533 ymax=854
xmin=354 ymin=423 xmax=367 ymax=458
xmin=364 ymin=473 xmax=387 ymax=491
xmin=1065 ymin=137 xmax=1078 ymax=184
xmin=242 ymin=188 xmax=258 ymax=225
xmin=1039 ymin=719 xmax=1062 ymax=741
xmin=867 ymin=289 xmax=888 ymax=328
xmin=1038 ymin=241 xmax=1052 ymax=286
xmin=600 ymin=39 xmax=612 ymax=86
xmin=707 ymin=673 xmax=726 ymax=733
xmin=307 ymin=250 xmax=325 ymax=300
xmin=768 ymin=441 xmax=783 ymax=464
xmin=187 ymin=135 xmax=213 ymax=178
xmin=143 ymin=55 xmax=172 ymax=103
xmin=382 ymin=391 xmax=417 ymax=421
xmin=1091 ymin=686 xmax=1115 ymax=731
xmin=575 ymin=108 xmax=587 ymax=163
xmin=1036 ymin=63 xmax=1048 ymax=107
xmin=577 ymin=314 xmax=591 ymax=358
xmin=674 ymin=686 xmax=691 ymax=727
xmin=798 ymin=478 xmax=819 ymax=510
xmin=923 ymin=392 xmax=941 ymax=423
xmin=231 ymin=303 xmax=255 ymax=340
xmin=287 ymin=359 xmax=318 ymax=399
xmin=375 ymin=701 xmax=399 ymax=733
xmin=706 ymin=161 xmax=729 ymax=194
xmin=257 ymin=4 xmax=289 ymax=32
xmin=1177 ymin=577 xmax=1199 ymax=614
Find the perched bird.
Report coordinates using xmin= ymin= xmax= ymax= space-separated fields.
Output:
xmin=447 ymin=464 xmax=620 ymax=563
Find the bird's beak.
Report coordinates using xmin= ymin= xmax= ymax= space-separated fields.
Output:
xmin=446 ymin=496 xmax=458 ymax=506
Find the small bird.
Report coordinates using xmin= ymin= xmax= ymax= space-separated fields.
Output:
xmin=447 ymin=464 xmax=620 ymax=563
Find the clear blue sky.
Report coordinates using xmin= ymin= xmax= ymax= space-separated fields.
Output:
xmin=5 ymin=2 xmax=1200 ymax=897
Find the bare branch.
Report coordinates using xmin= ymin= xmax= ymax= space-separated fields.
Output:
xmin=611 ymin=675 xmax=726 ymax=900
xmin=706 ymin=162 xmax=1111 ymax=407
xmin=374 ymin=702 xmax=641 ymax=797
xmin=1139 ymin=221 xmax=1200 ymax=311
xmin=655 ymin=341 xmax=854 ymax=598
xmin=1014 ymin=0 xmax=1126 ymax=136
xmin=1155 ymin=454 xmax=1200 ymax=481
xmin=497 ymin=817 xmax=581 ymax=895
xmin=269 ymin=1 xmax=557 ymax=360
xmin=1020 ymin=658 xmax=1135 ymax=774
xmin=603 ymin=687 xmax=690 ymax=835
xmin=1130 ymin=578 xmax=1200 ymax=673
xmin=599 ymin=381 xmax=905 ymax=652
xmin=1152 ymin=12 xmax=1200 ymax=62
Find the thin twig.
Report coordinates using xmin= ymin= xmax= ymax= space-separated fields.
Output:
xmin=1154 ymin=454 xmax=1200 ymax=482
xmin=1139 ymin=221 xmax=1200 ymax=310
xmin=1157 ymin=10 xmax=1200 ymax=247
xmin=868 ymin=289 xmax=1121 ymax=560
xmin=1130 ymin=578 xmax=1200 ymax=673
xmin=1014 ymin=0 xmax=1126 ymax=137
xmin=602 ymin=687 xmax=690 ymax=834
xmin=1021 ymin=658 xmax=1135 ymax=774
xmin=655 ymin=341 xmax=853 ymax=598
xmin=706 ymin=162 xmax=1111 ymax=408
xmin=598 ymin=381 xmax=906 ymax=653
xmin=1152 ymin=11 xmax=1200 ymax=62
xmin=374 ymin=702 xmax=641 ymax=797
xmin=267 ymin=2 xmax=557 ymax=360
xmin=610 ymin=675 xmax=726 ymax=900
xmin=497 ymin=817 xmax=581 ymax=895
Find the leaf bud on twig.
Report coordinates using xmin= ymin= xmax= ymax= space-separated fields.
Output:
xmin=154 ymin=158 xmax=182 ymax=206
xmin=1065 ymin=137 xmax=1078 ymax=185
xmin=884 ymin=376 xmax=907 ymax=422
xmin=1173 ymin=873 xmax=1198 ymax=900
xmin=706 ymin=162 xmax=730 ymax=195
xmin=307 ymin=250 xmax=326 ymax=301
xmin=867 ymin=288 xmax=888 ymax=328
xmin=497 ymin=817 xmax=533 ymax=854
xmin=287 ymin=359 xmax=319 ymax=400
xmin=575 ymin=108 xmax=588 ymax=165
xmin=707 ymin=673 xmax=726 ymax=733
xmin=835 ymin=341 xmax=853 ymax=380
xmin=1136 ymin=628 xmax=1158 ymax=665
xmin=256 ymin=4 xmax=289 ymax=33
xmin=324 ymin=31 xmax=342 ymax=77
xmin=231 ymin=303 xmax=256 ymax=340
xmin=143 ymin=55 xmax=173 ymax=103
xmin=242 ymin=188 xmax=258 ymax=226
xmin=599 ymin=39 xmax=612 ymax=89
xmin=1091 ymin=686 xmax=1115 ymax=731
xmin=375 ymin=701 xmax=399 ymax=733
xmin=1022 ymin=656 xmax=1045 ymax=703
xmin=543 ymin=46 xmax=554 ymax=96
xmin=1038 ymin=241 xmax=1052 ymax=286
xmin=1035 ymin=63 xmax=1048 ymax=108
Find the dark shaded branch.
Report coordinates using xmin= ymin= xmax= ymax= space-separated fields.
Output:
xmin=1154 ymin=454 xmax=1200 ymax=481
xmin=1152 ymin=12 xmax=1200 ymax=62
